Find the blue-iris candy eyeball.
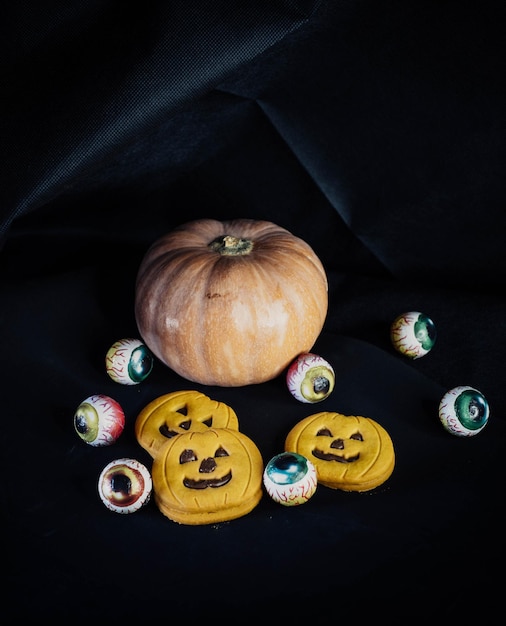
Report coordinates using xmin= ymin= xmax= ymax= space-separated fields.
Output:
xmin=105 ymin=338 xmax=154 ymax=385
xmin=98 ymin=458 xmax=152 ymax=514
xmin=390 ymin=311 xmax=436 ymax=359
xmin=286 ymin=353 xmax=335 ymax=403
xmin=438 ymin=386 xmax=489 ymax=437
xmin=263 ymin=452 xmax=317 ymax=506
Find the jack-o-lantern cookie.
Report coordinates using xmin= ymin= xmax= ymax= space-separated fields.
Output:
xmin=135 ymin=390 xmax=239 ymax=458
xmin=285 ymin=411 xmax=395 ymax=492
xmin=152 ymin=428 xmax=263 ymax=525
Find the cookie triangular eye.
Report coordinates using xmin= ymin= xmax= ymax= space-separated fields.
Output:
xmin=316 ymin=428 xmax=332 ymax=437
xmin=176 ymin=405 xmax=188 ymax=416
xmin=159 ymin=425 xmax=179 ymax=438
xmin=350 ymin=432 xmax=363 ymax=441
xmin=203 ymin=417 xmax=213 ymax=427
xmin=179 ymin=419 xmax=191 ymax=430
xmin=215 ymin=446 xmax=229 ymax=458
xmin=180 ymin=449 xmax=197 ymax=464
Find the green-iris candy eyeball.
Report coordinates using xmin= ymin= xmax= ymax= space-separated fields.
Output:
xmin=390 ymin=311 xmax=436 ymax=359
xmin=438 ymin=386 xmax=489 ymax=437
xmin=105 ymin=338 xmax=154 ymax=385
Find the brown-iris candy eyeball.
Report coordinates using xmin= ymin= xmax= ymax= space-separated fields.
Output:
xmin=134 ymin=218 xmax=328 ymax=387
xmin=98 ymin=458 xmax=152 ymax=514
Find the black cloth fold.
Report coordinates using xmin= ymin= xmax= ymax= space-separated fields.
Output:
xmin=1 ymin=0 xmax=322 ymax=240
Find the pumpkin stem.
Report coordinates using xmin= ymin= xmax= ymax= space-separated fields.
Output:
xmin=209 ymin=235 xmax=254 ymax=256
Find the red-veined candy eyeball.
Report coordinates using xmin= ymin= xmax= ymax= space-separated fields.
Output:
xmin=438 ymin=386 xmax=489 ymax=437
xmin=263 ymin=452 xmax=317 ymax=506
xmin=390 ymin=311 xmax=436 ymax=359
xmin=105 ymin=338 xmax=154 ymax=385
xmin=73 ymin=394 xmax=125 ymax=446
xmin=98 ymin=458 xmax=152 ymax=514
xmin=286 ymin=353 xmax=335 ymax=403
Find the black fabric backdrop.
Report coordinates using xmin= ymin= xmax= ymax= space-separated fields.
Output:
xmin=2 ymin=1 xmax=505 ymax=621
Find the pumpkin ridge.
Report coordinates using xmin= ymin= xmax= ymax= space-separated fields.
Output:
xmin=222 ymin=218 xmax=284 ymax=240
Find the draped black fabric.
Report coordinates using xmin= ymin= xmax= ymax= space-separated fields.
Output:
xmin=2 ymin=1 xmax=505 ymax=620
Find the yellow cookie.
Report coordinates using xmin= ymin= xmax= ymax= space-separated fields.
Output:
xmin=152 ymin=428 xmax=263 ymax=525
xmin=285 ymin=411 xmax=395 ymax=492
xmin=135 ymin=390 xmax=239 ymax=458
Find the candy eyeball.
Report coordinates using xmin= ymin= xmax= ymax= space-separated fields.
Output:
xmin=390 ymin=311 xmax=436 ymax=359
xmin=98 ymin=458 xmax=152 ymax=514
xmin=438 ymin=386 xmax=489 ymax=437
xmin=105 ymin=338 xmax=154 ymax=385
xmin=286 ymin=353 xmax=335 ymax=403
xmin=263 ymin=452 xmax=317 ymax=506
xmin=74 ymin=394 xmax=125 ymax=446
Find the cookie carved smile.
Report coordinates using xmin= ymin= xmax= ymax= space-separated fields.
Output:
xmin=312 ymin=449 xmax=360 ymax=463
xmin=183 ymin=471 xmax=232 ymax=489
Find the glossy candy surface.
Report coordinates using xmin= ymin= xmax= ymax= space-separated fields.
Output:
xmin=263 ymin=452 xmax=317 ymax=506
xmin=73 ymin=394 xmax=125 ymax=446
xmin=438 ymin=386 xmax=489 ymax=437
xmin=105 ymin=338 xmax=154 ymax=385
xmin=390 ymin=311 xmax=436 ymax=359
xmin=286 ymin=352 xmax=335 ymax=403
xmin=98 ymin=458 xmax=152 ymax=513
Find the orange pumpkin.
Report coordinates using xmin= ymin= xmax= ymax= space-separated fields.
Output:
xmin=134 ymin=219 xmax=328 ymax=386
